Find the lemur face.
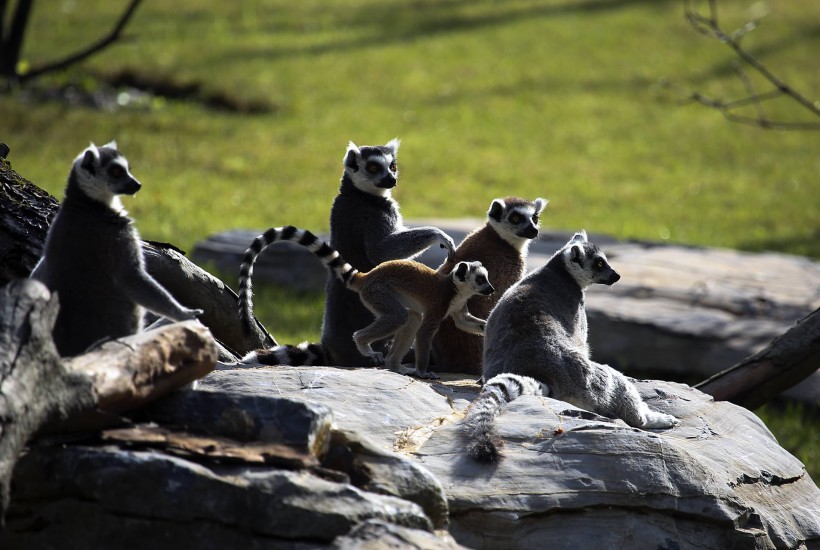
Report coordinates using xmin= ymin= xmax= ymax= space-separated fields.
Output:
xmin=343 ymin=138 xmax=400 ymax=197
xmin=75 ymin=142 xmax=141 ymax=203
xmin=454 ymin=261 xmax=495 ymax=296
xmin=564 ymin=232 xmax=621 ymax=288
xmin=488 ymin=197 xmax=548 ymax=247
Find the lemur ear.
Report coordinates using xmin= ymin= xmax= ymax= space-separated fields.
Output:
xmin=534 ymin=198 xmax=548 ymax=214
xmin=81 ymin=144 xmax=100 ymax=174
xmin=454 ymin=262 xmax=469 ymax=281
xmin=344 ymin=141 xmax=361 ymax=171
xmin=103 ymin=139 xmax=118 ymax=150
xmin=385 ymin=137 xmax=400 ymax=156
xmin=570 ymin=230 xmax=588 ymax=244
xmin=488 ymin=199 xmax=505 ymax=222
xmin=570 ymin=245 xmax=584 ymax=263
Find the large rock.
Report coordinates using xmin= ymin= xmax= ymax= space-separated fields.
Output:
xmin=4 ymin=443 xmax=432 ymax=549
xmin=195 ymin=366 xmax=820 ymax=549
xmin=193 ymin=221 xmax=820 ymax=401
xmin=6 ymin=365 xmax=819 ymax=548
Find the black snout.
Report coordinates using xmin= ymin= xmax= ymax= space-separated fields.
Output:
xmin=376 ymin=174 xmax=397 ymax=189
xmin=120 ymin=177 xmax=142 ymax=195
xmin=518 ymin=225 xmax=539 ymax=239
xmin=481 ymin=284 xmax=495 ymax=295
xmin=605 ymin=271 xmax=620 ymax=286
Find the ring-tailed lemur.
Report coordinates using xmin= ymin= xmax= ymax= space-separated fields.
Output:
xmin=30 ymin=142 xmax=203 ymax=357
xmin=239 ymin=139 xmax=456 ymax=367
xmin=482 ymin=231 xmax=679 ymax=430
xmin=462 ymin=373 xmax=549 ymax=463
xmin=238 ymin=226 xmax=493 ymax=379
xmin=433 ymin=196 xmax=547 ymax=374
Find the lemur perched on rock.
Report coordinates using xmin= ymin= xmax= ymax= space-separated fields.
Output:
xmin=238 ymin=226 xmax=493 ymax=378
xmin=480 ymin=231 xmax=679 ymax=437
xmin=30 ymin=142 xmax=202 ymax=357
xmin=432 ymin=196 xmax=547 ymax=374
xmin=238 ymin=139 xmax=456 ymax=367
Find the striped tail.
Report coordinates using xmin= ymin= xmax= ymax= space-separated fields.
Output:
xmin=462 ymin=373 xmax=547 ymax=463
xmin=238 ymin=225 xmax=359 ymax=335
xmin=240 ymin=341 xmax=328 ymax=367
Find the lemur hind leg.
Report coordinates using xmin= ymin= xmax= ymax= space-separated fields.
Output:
xmin=353 ymin=295 xmax=409 ymax=367
xmin=384 ymin=310 xmax=422 ymax=370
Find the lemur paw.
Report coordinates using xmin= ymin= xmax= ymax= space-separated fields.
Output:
xmin=185 ymin=308 xmax=204 ymax=319
xmin=438 ymin=233 xmax=456 ymax=261
xmin=642 ymin=411 xmax=680 ymax=429
xmin=368 ymin=352 xmax=385 ymax=367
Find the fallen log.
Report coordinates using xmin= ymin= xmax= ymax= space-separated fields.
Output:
xmin=0 ymin=280 xmax=94 ymax=519
xmin=696 ymin=307 xmax=820 ymax=408
xmin=142 ymin=241 xmax=275 ymax=357
xmin=62 ymin=319 xmax=218 ymax=429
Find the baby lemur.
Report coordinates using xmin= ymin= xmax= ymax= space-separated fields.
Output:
xmin=433 ymin=196 xmax=547 ymax=374
xmin=482 ymin=231 xmax=679 ymax=431
xmin=239 ymin=139 xmax=456 ymax=367
xmin=30 ymin=142 xmax=202 ymax=357
xmin=238 ymin=226 xmax=493 ymax=378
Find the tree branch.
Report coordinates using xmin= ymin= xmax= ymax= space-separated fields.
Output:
xmin=696 ymin=307 xmax=820 ymax=409
xmin=665 ymin=0 xmax=820 ymax=130
xmin=18 ymin=0 xmax=143 ymax=82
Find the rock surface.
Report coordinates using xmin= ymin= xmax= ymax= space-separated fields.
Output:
xmin=193 ymin=221 xmax=820 ymax=401
xmin=198 ymin=366 xmax=820 ymax=549
xmin=6 ymin=365 xmax=820 ymax=549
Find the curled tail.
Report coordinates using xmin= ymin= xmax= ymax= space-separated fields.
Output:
xmin=238 ymin=225 xmax=360 ymax=335
xmin=463 ymin=373 xmax=547 ymax=463
xmin=240 ymin=341 xmax=328 ymax=367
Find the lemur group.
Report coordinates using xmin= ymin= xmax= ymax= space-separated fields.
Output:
xmin=32 ymin=138 xmax=679 ymax=464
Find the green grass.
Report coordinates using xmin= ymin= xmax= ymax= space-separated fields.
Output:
xmin=1 ymin=0 xmax=818 ymax=478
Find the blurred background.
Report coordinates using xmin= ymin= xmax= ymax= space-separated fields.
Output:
xmin=1 ymin=0 xmax=817 ymax=473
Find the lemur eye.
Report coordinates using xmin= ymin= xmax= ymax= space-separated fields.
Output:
xmin=366 ymin=162 xmax=381 ymax=174
xmin=389 ymin=161 xmax=397 ymax=172
xmin=594 ymin=259 xmax=604 ymax=270
xmin=509 ymin=214 xmax=522 ymax=224
xmin=476 ymin=276 xmax=486 ymax=285
xmin=109 ymin=165 xmax=126 ymax=178
xmin=532 ymin=214 xmax=539 ymax=224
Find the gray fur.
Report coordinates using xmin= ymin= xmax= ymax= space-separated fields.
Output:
xmin=30 ymin=142 xmax=202 ymax=357
xmin=462 ymin=373 xmax=548 ymax=463
xmin=482 ymin=231 xmax=679 ymax=429
xmin=255 ymin=140 xmax=456 ymax=367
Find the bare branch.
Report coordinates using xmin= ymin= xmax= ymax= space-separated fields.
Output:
xmin=18 ymin=0 xmax=143 ymax=82
xmin=669 ymin=0 xmax=820 ymax=130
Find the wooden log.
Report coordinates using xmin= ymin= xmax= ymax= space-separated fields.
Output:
xmin=61 ymin=320 xmax=218 ymax=430
xmin=696 ymin=307 xmax=820 ymax=409
xmin=142 ymin=242 xmax=276 ymax=356
xmin=0 ymin=280 xmax=95 ymax=519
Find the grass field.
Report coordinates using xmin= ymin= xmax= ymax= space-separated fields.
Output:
xmin=1 ymin=0 xmax=818 ymax=478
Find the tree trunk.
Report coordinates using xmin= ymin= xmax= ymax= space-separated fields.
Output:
xmin=696 ymin=307 xmax=820 ymax=409
xmin=0 ymin=279 xmax=95 ymax=519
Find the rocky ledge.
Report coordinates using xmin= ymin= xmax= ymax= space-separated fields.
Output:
xmin=5 ymin=365 xmax=819 ymax=549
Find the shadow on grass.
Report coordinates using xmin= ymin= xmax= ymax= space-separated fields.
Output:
xmin=211 ymin=0 xmax=679 ymax=63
